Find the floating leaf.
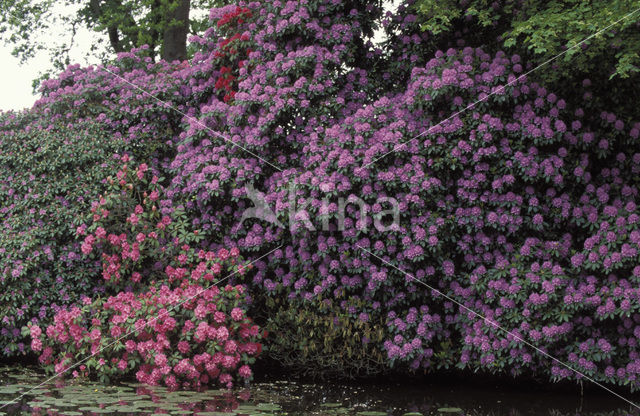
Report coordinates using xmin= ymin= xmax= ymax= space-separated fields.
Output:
xmin=131 ymin=400 xmax=158 ymax=408
xmin=235 ymin=405 xmax=260 ymax=412
xmin=99 ymin=406 xmax=124 ymax=413
xmin=437 ymin=408 xmax=463 ymax=413
xmin=96 ymin=397 xmax=120 ymax=404
xmin=256 ymin=403 xmax=281 ymax=411
xmin=0 ymin=386 xmax=22 ymax=394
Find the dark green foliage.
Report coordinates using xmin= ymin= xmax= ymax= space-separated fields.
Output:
xmin=258 ymin=295 xmax=388 ymax=379
xmin=0 ymin=114 xmax=129 ymax=355
xmin=415 ymin=0 xmax=640 ymax=79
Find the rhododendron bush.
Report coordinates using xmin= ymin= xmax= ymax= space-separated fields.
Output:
xmin=2 ymin=0 xmax=640 ymax=390
xmin=0 ymin=116 xmax=138 ymax=356
xmin=27 ymin=283 xmax=261 ymax=388
xmin=169 ymin=0 xmax=640 ymax=389
xmin=0 ymin=46 xmax=192 ymax=357
xmin=76 ymin=153 xmax=197 ymax=289
xmin=26 ymin=155 xmax=261 ymax=388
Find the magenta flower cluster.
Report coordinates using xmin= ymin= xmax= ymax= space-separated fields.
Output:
xmin=25 ymin=155 xmax=263 ymax=389
xmin=28 ymin=282 xmax=262 ymax=389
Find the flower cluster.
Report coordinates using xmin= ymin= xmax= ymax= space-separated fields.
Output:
xmin=26 ymin=156 xmax=260 ymax=388
xmin=28 ymin=283 xmax=262 ymax=389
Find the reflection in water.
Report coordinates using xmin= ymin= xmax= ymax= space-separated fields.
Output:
xmin=0 ymin=365 xmax=638 ymax=416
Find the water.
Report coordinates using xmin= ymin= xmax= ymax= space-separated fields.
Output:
xmin=0 ymin=365 xmax=638 ymax=415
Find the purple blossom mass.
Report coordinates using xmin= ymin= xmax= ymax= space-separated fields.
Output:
xmin=1 ymin=0 xmax=640 ymax=391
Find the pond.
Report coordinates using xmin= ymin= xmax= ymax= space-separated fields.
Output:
xmin=0 ymin=365 xmax=638 ymax=416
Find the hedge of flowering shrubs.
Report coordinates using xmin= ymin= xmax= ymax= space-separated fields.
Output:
xmin=168 ymin=0 xmax=640 ymax=388
xmin=2 ymin=0 xmax=640 ymax=390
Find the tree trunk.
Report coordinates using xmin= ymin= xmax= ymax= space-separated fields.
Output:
xmin=89 ymin=0 xmax=137 ymax=54
xmin=148 ymin=0 xmax=163 ymax=62
xmin=161 ymin=0 xmax=190 ymax=62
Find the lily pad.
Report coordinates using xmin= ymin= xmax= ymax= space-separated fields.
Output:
xmin=131 ymin=400 xmax=158 ymax=408
xmin=356 ymin=412 xmax=388 ymax=416
xmin=169 ymin=390 xmax=200 ymax=396
xmin=235 ymin=405 xmax=260 ymax=412
xmin=77 ymin=406 xmax=103 ymax=411
xmin=256 ymin=403 xmax=281 ymax=411
xmin=103 ymin=405 xmax=140 ymax=412
xmin=95 ymin=397 xmax=121 ymax=404
xmin=437 ymin=408 xmax=463 ymax=413
xmin=321 ymin=403 xmax=343 ymax=408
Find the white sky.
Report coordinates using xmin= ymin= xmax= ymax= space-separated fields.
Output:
xmin=0 ymin=1 xmax=105 ymax=113
xmin=0 ymin=44 xmax=55 ymax=112
xmin=0 ymin=1 xmax=399 ymax=113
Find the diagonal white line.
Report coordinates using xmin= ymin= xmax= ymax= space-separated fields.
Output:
xmin=100 ymin=66 xmax=284 ymax=172
xmin=4 ymin=3 xmax=637 ymax=411
xmin=355 ymin=244 xmax=640 ymax=410
xmin=362 ymin=6 xmax=640 ymax=169
xmin=0 ymin=244 xmax=283 ymax=410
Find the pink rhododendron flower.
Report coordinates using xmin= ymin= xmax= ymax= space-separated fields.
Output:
xmin=230 ymin=307 xmax=243 ymax=321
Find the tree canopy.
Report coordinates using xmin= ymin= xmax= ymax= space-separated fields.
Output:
xmin=408 ymin=0 xmax=640 ymax=123
xmin=415 ymin=0 xmax=640 ymax=79
xmin=0 ymin=0 xmax=225 ymax=74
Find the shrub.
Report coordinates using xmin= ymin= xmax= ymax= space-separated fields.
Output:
xmin=0 ymin=46 xmax=188 ymax=356
xmin=258 ymin=294 xmax=387 ymax=378
xmin=27 ymin=156 xmax=262 ymax=388
xmin=27 ymin=283 xmax=262 ymax=389
xmin=0 ymin=115 xmax=129 ymax=356
xmin=168 ymin=0 xmax=640 ymax=389
xmin=75 ymin=153 xmax=192 ymax=289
